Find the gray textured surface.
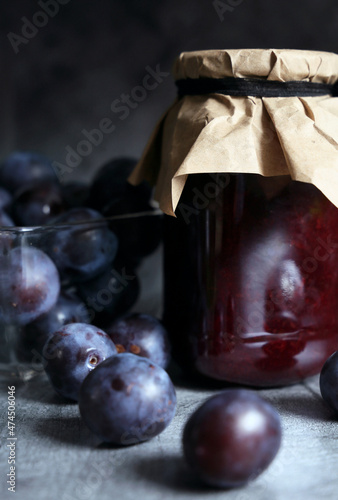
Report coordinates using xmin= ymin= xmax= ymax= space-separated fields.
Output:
xmin=0 ymin=368 xmax=338 ymax=500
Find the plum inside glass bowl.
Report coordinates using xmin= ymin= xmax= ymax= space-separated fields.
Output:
xmin=0 ymin=153 xmax=163 ymax=381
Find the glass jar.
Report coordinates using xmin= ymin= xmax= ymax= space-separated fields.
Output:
xmin=129 ymin=48 xmax=338 ymax=386
xmin=163 ymin=173 xmax=338 ymax=386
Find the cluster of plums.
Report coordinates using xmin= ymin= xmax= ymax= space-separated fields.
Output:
xmin=0 ymin=151 xmax=162 ymax=358
xmin=1 ymin=151 xmax=338 ymax=489
xmin=43 ymin=314 xmax=176 ymax=447
xmin=41 ymin=313 xmax=284 ymax=488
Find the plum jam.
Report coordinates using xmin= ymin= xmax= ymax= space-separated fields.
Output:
xmin=163 ymin=173 xmax=338 ymax=386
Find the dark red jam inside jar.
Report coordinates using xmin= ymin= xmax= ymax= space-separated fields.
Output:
xmin=163 ymin=173 xmax=338 ymax=387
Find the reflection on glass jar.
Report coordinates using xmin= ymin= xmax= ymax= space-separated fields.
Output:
xmin=163 ymin=174 xmax=338 ymax=387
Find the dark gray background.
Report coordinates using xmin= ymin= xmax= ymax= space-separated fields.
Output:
xmin=1 ymin=0 xmax=337 ymax=180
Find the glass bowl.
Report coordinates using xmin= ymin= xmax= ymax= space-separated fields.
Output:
xmin=0 ymin=210 xmax=163 ymax=381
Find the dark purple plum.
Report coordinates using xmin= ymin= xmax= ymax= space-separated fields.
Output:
xmin=0 ymin=246 xmax=60 ymax=325
xmin=105 ymin=313 xmax=170 ymax=368
xmin=0 ymin=187 xmax=12 ymax=212
xmin=43 ymin=323 xmax=117 ymax=401
xmin=0 ymin=192 xmax=17 ymax=253
xmin=45 ymin=208 xmax=118 ymax=283
xmin=0 ymin=213 xmax=15 ymax=254
xmin=61 ymin=182 xmax=89 ymax=209
xmin=76 ymin=263 xmax=140 ymax=326
xmin=79 ymin=353 xmax=176 ymax=444
xmin=320 ymin=351 xmax=338 ymax=413
xmin=88 ymin=157 xmax=142 ymax=213
xmin=12 ymin=182 xmax=66 ymax=226
xmin=104 ymin=193 xmax=162 ymax=267
xmin=183 ymin=390 xmax=282 ymax=488
xmin=20 ymin=290 xmax=90 ymax=356
xmin=88 ymin=157 xmax=161 ymax=267
xmin=0 ymin=210 xmax=14 ymax=227
xmin=0 ymin=151 xmax=57 ymax=193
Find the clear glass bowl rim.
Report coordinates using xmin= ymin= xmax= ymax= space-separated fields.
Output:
xmin=0 ymin=209 xmax=163 ymax=234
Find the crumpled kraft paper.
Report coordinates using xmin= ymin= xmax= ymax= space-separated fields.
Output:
xmin=129 ymin=49 xmax=338 ymax=216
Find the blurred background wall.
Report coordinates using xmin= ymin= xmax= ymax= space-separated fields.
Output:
xmin=1 ymin=0 xmax=337 ymax=181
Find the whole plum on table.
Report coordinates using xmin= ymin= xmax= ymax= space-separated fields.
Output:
xmin=105 ymin=313 xmax=170 ymax=369
xmin=79 ymin=353 xmax=176 ymax=444
xmin=183 ymin=389 xmax=282 ymax=488
xmin=43 ymin=323 xmax=117 ymax=401
xmin=320 ymin=351 xmax=338 ymax=414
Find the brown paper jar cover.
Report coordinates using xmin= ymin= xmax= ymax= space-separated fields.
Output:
xmin=129 ymin=48 xmax=338 ymax=216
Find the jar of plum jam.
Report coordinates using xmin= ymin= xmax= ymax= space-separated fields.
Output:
xmin=130 ymin=48 xmax=338 ymax=386
xmin=163 ymin=173 xmax=338 ymax=386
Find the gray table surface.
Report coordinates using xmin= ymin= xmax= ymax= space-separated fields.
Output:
xmin=0 ymin=365 xmax=337 ymax=500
